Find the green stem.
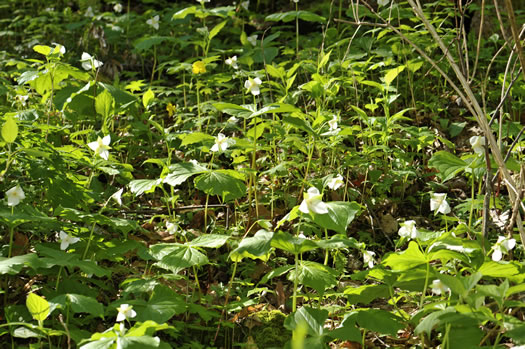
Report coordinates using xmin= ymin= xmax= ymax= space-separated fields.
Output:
xmin=293 ymin=253 xmax=299 ymax=312
xmin=82 ymin=222 xmax=97 ymax=260
xmin=55 ymin=266 xmax=63 ymax=291
xmin=420 ymin=260 xmax=430 ymax=308
xmin=323 ymin=229 xmax=329 ymax=265
xmin=295 ymin=2 xmax=299 ymax=56
xmin=192 ymin=265 xmax=202 ymax=296
xmin=196 ymin=81 xmax=202 ymax=131
xmin=251 ymin=95 xmax=259 ymax=218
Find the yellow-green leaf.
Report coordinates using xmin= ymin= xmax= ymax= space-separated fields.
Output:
xmin=2 ymin=116 xmax=18 ymax=143
xmin=143 ymin=89 xmax=155 ymax=109
xmin=26 ymin=293 xmax=50 ymax=322
xmin=384 ymin=65 xmax=405 ymax=86
xmin=33 ymin=45 xmax=52 ymax=56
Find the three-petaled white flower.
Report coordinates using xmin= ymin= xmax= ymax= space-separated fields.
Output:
xmin=85 ymin=6 xmax=94 ymax=17
xmin=6 ymin=186 xmax=25 ymax=207
xmin=211 ymin=133 xmax=234 ymax=152
xmin=327 ymin=174 xmax=344 ymax=190
xmin=377 ymin=0 xmax=390 ymax=7
xmin=116 ymin=304 xmax=136 ymax=322
xmin=111 ymin=188 xmax=124 ymax=206
xmin=166 ymin=222 xmax=178 ymax=235
xmin=247 ymin=34 xmax=257 ymax=46
xmin=299 ymin=187 xmax=329 ymax=215
xmin=430 ymin=193 xmax=451 ymax=215
xmin=244 ymin=77 xmax=262 ymax=95
xmin=88 ymin=135 xmax=111 ymax=160
xmin=363 ymin=250 xmax=376 ymax=268
xmin=59 ymin=231 xmax=80 ymax=250
xmin=431 ymin=279 xmax=450 ymax=295
xmin=491 ymin=235 xmax=516 ymax=261
xmin=328 ymin=116 xmax=339 ymax=132
xmin=146 ymin=15 xmax=159 ymax=30
xmin=469 ymin=136 xmax=485 ymax=155
xmin=114 ymin=3 xmax=123 ymax=13
xmin=398 ymin=220 xmax=418 ymax=239
xmin=225 ymin=56 xmax=238 ymax=69
xmin=81 ymin=52 xmax=103 ymax=71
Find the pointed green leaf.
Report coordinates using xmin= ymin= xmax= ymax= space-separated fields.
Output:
xmin=271 ymin=231 xmax=318 ymax=254
xmin=384 ymin=65 xmax=405 ymax=85
xmin=209 ymin=20 xmax=227 ymax=41
xmin=179 ymin=132 xmax=215 ymax=147
xmin=344 ymin=284 xmax=391 ymax=305
xmin=284 ymin=306 xmax=328 ymax=337
xmin=383 ymin=241 xmax=428 ymax=271
xmin=194 ymin=171 xmax=246 ymax=201
xmin=129 ymin=179 xmax=161 ymax=196
xmin=50 ymin=294 xmax=104 ymax=319
xmin=163 ymin=162 xmax=207 ymax=187
xmin=356 ymin=308 xmax=404 ymax=336
xmin=478 ymin=261 xmax=519 ymax=277
xmin=190 ymin=234 xmax=229 ymax=248
xmin=229 ymin=230 xmax=274 ymax=262
xmin=26 ymin=293 xmax=50 ymax=322
xmin=2 ymin=116 xmax=18 ymax=143
xmin=311 ymin=201 xmax=361 ymax=234
xmin=95 ymin=89 xmax=115 ymax=119
xmin=142 ymin=89 xmax=155 ymax=108
xmin=428 ymin=151 xmax=468 ymax=182
xmin=289 ymin=261 xmax=337 ymax=294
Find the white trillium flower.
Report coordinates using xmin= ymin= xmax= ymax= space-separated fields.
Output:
xmin=491 ymin=235 xmax=516 ymax=261
xmin=81 ymin=52 xmax=103 ymax=71
xmin=430 ymin=193 xmax=451 ymax=215
xmin=247 ymin=34 xmax=257 ymax=46
xmin=241 ymin=1 xmax=249 ymax=10
xmin=431 ymin=279 xmax=450 ymax=295
xmin=116 ymin=304 xmax=137 ymax=322
xmin=469 ymin=136 xmax=485 ymax=155
xmin=59 ymin=231 xmax=80 ymax=250
xmin=299 ymin=187 xmax=329 ymax=215
xmin=328 ymin=116 xmax=339 ymax=132
xmin=111 ymin=188 xmax=124 ymax=206
xmin=114 ymin=3 xmax=123 ymax=13
xmin=146 ymin=15 xmax=160 ymax=30
xmin=377 ymin=0 xmax=390 ymax=7
xmin=244 ymin=77 xmax=262 ymax=95
xmin=6 ymin=186 xmax=25 ymax=207
xmin=211 ymin=133 xmax=234 ymax=152
xmin=88 ymin=135 xmax=111 ymax=160
xmin=166 ymin=222 xmax=178 ymax=235
xmin=363 ymin=250 xmax=376 ymax=268
xmin=327 ymin=174 xmax=344 ymax=190
xmin=225 ymin=56 xmax=238 ymax=69
xmin=85 ymin=6 xmax=94 ymax=17
xmin=398 ymin=220 xmax=419 ymax=239
xmin=15 ymin=94 xmax=29 ymax=106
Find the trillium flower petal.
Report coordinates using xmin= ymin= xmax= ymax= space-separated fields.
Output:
xmin=6 ymin=186 xmax=25 ymax=207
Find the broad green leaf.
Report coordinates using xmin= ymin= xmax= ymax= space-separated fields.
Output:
xmin=36 ymin=245 xmax=111 ymax=277
xmin=129 ymin=179 xmax=161 ymax=196
xmin=344 ymin=284 xmax=391 ymax=304
xmin=163 ymin=162 xmax=207 ymax=187
xmin=383 ymin=241 xmax=428 ymax=271
xmin=246 ymin=121 xmax=269 ymax=140
xmin=179 ymin=132 xmax=215 ymax=146
xmin=355 ymin=309 xmax=404 ymax=336
xmin=33 ymin=45 xmax=52 ymax=56
xmin=260 ymin=265 xmax=295 ymax=284
xmin=283 ymin=116 xmax=316 ymax=136
xmin=79 ymin=337 xmax=115 ymax=349
xmin=316 ymin=234 xmax=359 ymax=250
xmin=133 ymin=36 xmax=172 ymax=52
xmin=172 ymin=6 xmax=198 ymax=20
xmin=318 ymin=50 xmax=331 ymax=70
xmin=95 ymin=89 xmax=115 ymax=119
xmin=288 ymin=261 xmax=337 ymax=294
xmin=213 ymin=102 xmax=253 ymax=118
xmin=50 ymin=294 xmax=104 ymax=319
xmin=478 ymin=261 xmax=519 ymax=277
xmin=150 ymin=244 xmax=208 ymax=272
xmin=194 ymin=171 xmax=246 ymax=202
xmin=2 ymin=116 xmax=18 ymax=143
xmin=428 ymin=151 xmax=468 ymax=182
xmin=383 ymin=65 xmax=405 ymax=85
xmin=125 ymin=319 xmax=171 ymax=337
xmin=271 ymin=231 xmax=318 ymax=254
xmin=190 ymin=234 xmax=229 ymax=248
xmin=284 ymin=306 xmax=328 ymax=337
xmin=251 ymin=103 xmax=299 ymax=118
xmin=26 ymin=293 xmax=50 ymax=322
xmin=229 ymin=229 xmax=274 ymax=262
xmin=142 ymin=89 xmax=155 ymax=109
xmin=265 ymin=11 xmax=326 ymax=23
xmin=266 ymin=64 xmax=284 ymax=79
xmin=414 ymin=308 xmax=456 ymax=336
xmin=0 ymin=254 xmax=42 ymax=275
xmin=311 ymin=201 xmax=361 ymax=234
xmin=133 ymin=286 xmax=186 ymax=323
xmin=209 ymin=20 xmax=227 ymax=41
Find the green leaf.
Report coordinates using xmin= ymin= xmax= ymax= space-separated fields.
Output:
xmin=213 ymin=102 xmax=253 ymax=118
xmin=383 ymin=241 xmax=428 ymax=271
xmin=179 ymin=132 xmax=215 ymax=146
xmin=133 ymin=36 xmax=172 ymax=52
xmin=344 ymin=284 xmax=391 ymax=305
xmin=355 ymin=308 xmax=404 ymax=336
xmin=26 ymin=293 xmax=50 ymax=322
xmin=316 ymin=234 xmax=359 ymax=250
xmin=209 ymin=20 xmax=227 ymax=41
xmin=129 ymin=179 xmax=161 ymax=196
xmin=428 ymin=151 xmax=468 ymax=182
xmin=383 ymin=65 xmax=405 ymax=85
xmin=289 ymin=261 xmax=337 ymax=294
xmin=95 ymin=89 xmax=115 ymax=120
xmin=271 ymin=231 xmax=318 ymax=254
xmin=190 ymin=234 xmax=229 ymax=248
xmin=266 ymin=11 xmax=326 ymax=23
xmin=163 ymin=161 xmax=207 ymax=187
xmin=33 ymin=45 xmax=52 ymax=56
xmin=229 ymin=229 xmax=274 ymax=262
xmin=150 ymin=244 xmax=208 ymax=272
xmin=194 ymin=171 xmax=246 ymax=202
xmin=50 ymin=294 xmax=104 ymax=319
xmin=172 ymin=6 xmax=198 ymax=20
xmin=414 ymin=308 xmax=456 ymax=336
xmin=283 ymin=116 xmax=316 ymax=136
xmin=311 ymin=201 xmax=361 ymax=234
xmin=134 ymin=286 xmax=186 ymax=323
xmin=478 ymin=261 xmax=519 ymax=277
xmin=142 ymin=89 xmax=155 ymax=109
xmin=2 ymin=116 xmax=18 ymax=143
xmin=284 ymin=306 xmax=328 ymax=337
xmin=0 ymin=254 xmax=42 ymax=275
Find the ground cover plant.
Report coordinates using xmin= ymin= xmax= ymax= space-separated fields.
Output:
xmin=0 ymin=0 xmax=525 ymax=347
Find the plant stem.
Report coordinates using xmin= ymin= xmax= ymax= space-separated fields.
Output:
xmin=293 ymin=253 xmax=299 ymax=312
